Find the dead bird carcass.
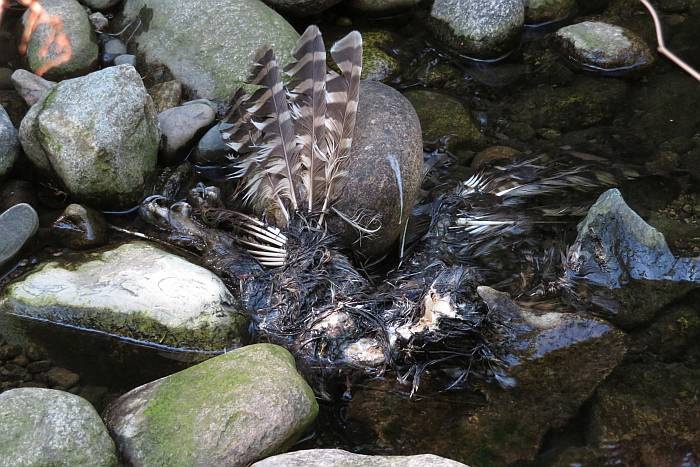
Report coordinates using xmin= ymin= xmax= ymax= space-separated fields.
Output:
xmin=138 ymin=26 xmax=621 ymax=393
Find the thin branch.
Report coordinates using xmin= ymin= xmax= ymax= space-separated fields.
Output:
xmin=639 ymin=0 xmax=700 ymax=82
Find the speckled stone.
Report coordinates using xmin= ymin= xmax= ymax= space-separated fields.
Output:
xmin=554 ymin=21 xmax=655 ymax=73
xmin=429 ymin=0 xmax=525 ymax=58
xmin=0 ymin=105 xmax=19 ymax=178
xmin=0 ymin=203 xmax=38 ymax=267
xmin=118 ymin=0 xmax=300 ymax=99
xmin=18 ymin=65 xmax=159 ymax=209
xmin=104 ymin=344 xmax=317 ymax=467
xmin=10 ymin=69 xmax=55 ymax=106
xmin=0 ymin=388 xmax=117 ymax=467
xmin=328 ymin=81 xmax=423 ymax=258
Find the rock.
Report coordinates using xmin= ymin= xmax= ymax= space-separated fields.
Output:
xmin=471 ymin=145 xmax=521 ymax=169
xmin=158 ymin=101 xmax=216 ymax=165
xmin=0 ymin=241 xmax=248 ymax=351
xmin=22 ymin=0 xmax=99 ymax=80
xmin=566 ymin=188 xmax=700 ymax=287
xmin=404 ymin=89 xmax=481 ymax=150
xmin=347 ymin=0 xmax=420 ymax=15
xmin=587 ymin=361 xmax=700 ymax=465
xmin=629 ymin=298 xmax=700 ymax=359
xmin=19 ymin=65 xmax=159 ymax=209
xmin=27 ymin=360 xmax=51 ymax=373
xmin=114 ymin=54 xmax=136 ymax=67
xmin=525 ymin=0 xmax=577 ymax=24
xmin=0 ymin=388 xmax=117 ymax=467
xmin=10 ymin=69 xmax=55 ymax=106
xmin=554 ymin=21 xmax=655 ymax=74
xmin=0 ymin=105 xmax=19 ymax=178
xmin=104 ymin=344 xmax=318 ymax=467
xmin=88 ymin=12 xmax=109 ymax=31
xmin=80 ymin=0 xmax=122 ymax=9
xmin=328 ymin=81 xmax=423 ymax=258
xmin=0 ymin=344 xmax=22 ymax=361
xmin=429 ymin=0 xmax=525 ymax=59
xmin=253 ymin=449 xmax=469 ymax=466
xmin=0 ymin=180 xmax=39 ymax=212
xmin=346 ymin=287 xmax=625 ymax=466
xmin=101 ymin=37 xmax=127 ymax=65
xmin=149 ymin=80 xmax=182 ymax=113
xmin=51 ymin=204 xmax=108 ymax=249
xmin=192 ymin=123 xmax=231 ymax=165
xmin=0 ymin=204 xmax=39 ymax=267
xmin=118 ymin=0 xmax=300 ymax=99
xmin=46 ymin=367 xmax=80 ymax=388
xmin=361 ymin=31 xmax=400 ymax=83
xmin=261 ymin=0 xmax=342 ymax=16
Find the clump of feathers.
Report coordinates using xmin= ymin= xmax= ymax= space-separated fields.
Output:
xmin=221 ymin=25 xmax=363 ymax=230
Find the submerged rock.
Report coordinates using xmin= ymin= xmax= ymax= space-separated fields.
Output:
xmin=361 ymin=31 xmax=400 ymax=83
xmin=587 ymin=361 xmax=700 ymax=465
xmin=0 ymin=388 xmax=117 ymax=467
xmin=0 ymin=204 xmax=39 ymax=267
xmin=104 ymin=344 xmax=318 ymax=467
xmin=253 ymin=449 xmax=469 ymax=466
xmin=0 ymin=241 xmax=248 ymax=351
xmin=118 ymin=0 xmax=300 ymax=99
xmin=19 ymin=65 xmax=159 ymax=209
xmin=22 ymin=0 xmax=98 ymax=80
xmin=525 ymin=0 xmax=577 ymax=24
xmin=149 ymin=80 xmax=183 ymax=113
xmin=404 ymin=89 xmax=482 ymax=150
xmin=346 ymin=286 xmax=625 ymax=466
xmin=554 ymin=21 xmax=655 ymax=74
xmin=0 ymin=105 xmax=19 ymax=178
xmin=328 ymin=81 xmax=423 ymax=258
xmin=348 ymin=0 xmax=420 ymax=15
xmin=429 ymin=0 xmax=525 ymax=59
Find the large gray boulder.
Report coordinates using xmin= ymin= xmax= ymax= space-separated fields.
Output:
xmin=0 ymin=105 xmax=18 ymax=178
xmin=118 ymin=0 xmax=300 ymax=99
xmin=429 ymin=0 xmax=525 ymax=58
xmin=329 ymin=81 xmax=423 ymax=258
xmin=104 ymin=344 xmax=318 ymax=467
xmin=253 ymin=449 xmax=470 ymax=466
xmin=19 ymin=65 xmax=159 ymax=209
xmin=0 ymin=241 xmax=248 ymax=352
xmin=22 ymin=0 xmax=98 ymax=80
xmin=0 ymin=388 xmax=117 ymax=467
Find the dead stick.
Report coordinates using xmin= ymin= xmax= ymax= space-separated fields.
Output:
xmin=639 ymin=0 xmax=700 ymax=82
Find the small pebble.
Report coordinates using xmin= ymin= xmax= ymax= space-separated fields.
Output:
xmin=89 ymin=12 xmax=109 ymax=31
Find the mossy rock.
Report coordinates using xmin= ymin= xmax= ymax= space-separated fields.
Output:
xmin=105 ymin=344 xmax=318 ymax=467
xmin=404 ymin=89 xmax=482 ymax=150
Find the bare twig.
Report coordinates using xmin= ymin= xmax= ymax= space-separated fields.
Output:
xmin=639 ymin=0 xmax=700 ymax=82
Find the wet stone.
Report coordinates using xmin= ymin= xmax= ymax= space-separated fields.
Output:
xmin=525 ymin=0 xmax=577 ymax=24
xmin=149 ymin=81 xmax=183 ymax=113
xmin=0 ymin=203 xmax=39 ymax=267
xmin=51 ymin=203 xmax=108 ymax=250
xmin=429 ymin=0 xmax=525 ymax=59
xmin=158 ymin=101 xmax=216 ymax=165
xmin=347 ymin=0 xmax=421 ymax=15
xmin=192 ymin=123 xmax=231 ymax=165
xmin=0 ymin=344 xmax=22 ymax=361
xmin=27 ymin=360 xmax=52 ymax=374
xmin=0 ymin=105 xmax=19 ymax=178
xmin=471 ymin=145 xmax=521 ymax=169
xmin=554 ymin=21 xmax=655 ymax=74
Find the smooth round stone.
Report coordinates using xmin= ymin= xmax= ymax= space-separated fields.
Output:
xmin=525 ymin=0 xmax=577 ymax=24
xmin=554 ymin=21 xmax=655 ymax=73
xmin=158 ymin=101 xmax=216 ymax=165
xmin=22 ymin=0 xmax=99 ymax=80
xmin=0 ymin=203 xmax=39 ymax=266
xmin=429 ymin=0 xmax=525 ymax=59
xmin=347 ymin=0 xmax=420 ymax=15
xmin=10 ymin=69 xmax=55 ymax=107
xmin=192 ymin=123 xmax=231 ymax=165
xmin=253 ymin=449 xmax=469 ymax=466
xmin=0 ymin=388 xmax=117 ymax=467
xmin=51 ymin=204 xmax=108 ymax=250
xmin=262 ymin=0 xmax=342 ymax=15
xmin=0 ymin=105 xmax=19 ymax=178
xmin=101 ymin=37 xmax=128 ymax=66
xmin=328 ymin=81 xmax=423 ymax=258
